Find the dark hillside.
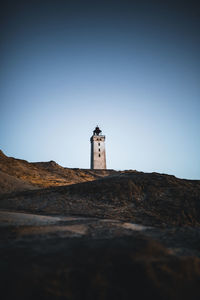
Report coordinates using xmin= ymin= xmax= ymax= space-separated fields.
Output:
xmin=1 ymin=171 xmax=200 ymax=227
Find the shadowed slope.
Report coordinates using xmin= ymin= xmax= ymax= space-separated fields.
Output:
xmin=1 ymin=171 xmax=200 ymax=227
xmin=0 ymin=170 xmax=37 ymax=193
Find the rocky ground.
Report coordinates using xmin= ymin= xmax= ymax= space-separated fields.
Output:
xmin=1 ymin=151 xmax=200 ymax=299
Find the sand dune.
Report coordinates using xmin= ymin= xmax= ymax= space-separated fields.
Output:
xmin=0 ymin=150 xmax=118 ymax=193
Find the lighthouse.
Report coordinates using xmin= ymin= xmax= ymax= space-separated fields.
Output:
xmin=90 ymin=126 xmax=106 ymax=169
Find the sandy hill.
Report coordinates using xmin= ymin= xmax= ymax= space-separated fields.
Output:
xmin=0 ymin=150 xmax=118 ymax=193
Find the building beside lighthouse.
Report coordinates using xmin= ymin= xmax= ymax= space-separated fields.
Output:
xmin=90 ymin=126 xmax=106 ymax=169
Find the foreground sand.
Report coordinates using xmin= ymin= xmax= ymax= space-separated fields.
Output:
xmin=1 ymin=209 xmax=200 ymax=300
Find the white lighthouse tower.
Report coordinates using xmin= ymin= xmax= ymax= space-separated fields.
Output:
xmin=90 ymin=126 xmax=106 ymax=169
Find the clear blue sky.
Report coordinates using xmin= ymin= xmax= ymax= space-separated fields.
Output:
xmin=0 ymin=0 xmax=200 ymax=179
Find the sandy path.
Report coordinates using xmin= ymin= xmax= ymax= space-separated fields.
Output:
xmin=0 ymin=210 xmax=149 ymax=234
xmin=0 ymin=210 xmax=82 ymax=226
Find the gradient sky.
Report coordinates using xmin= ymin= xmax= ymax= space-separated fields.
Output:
xmin=0 ymin=0 xmax=200 ymax=179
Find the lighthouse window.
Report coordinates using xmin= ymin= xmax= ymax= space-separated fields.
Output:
xmin=98 ymin=143 xmax=100 ymax=146
xmin=99 ymin=148 xmax=100 ymax=152
xmin=99 ymin=154 xmax=101 ymax=157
